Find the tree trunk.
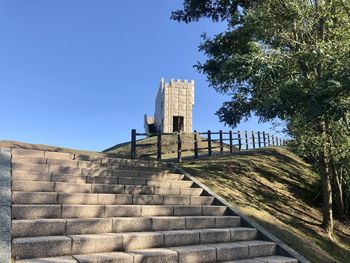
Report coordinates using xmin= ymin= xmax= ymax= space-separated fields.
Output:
xmin=318 ymin=120 xmax=334 ymax=236
xmin=319 ymin=151 xmax=334 ymax=236
xmin=330 ymin=158 xmax=345 ymax=217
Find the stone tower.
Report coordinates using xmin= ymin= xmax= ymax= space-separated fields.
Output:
xmin=144 ymin=78 xmax=195 ymax=133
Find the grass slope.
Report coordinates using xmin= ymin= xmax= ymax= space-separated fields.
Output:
xmin=180 ymin=147 xmax=350 ymax=263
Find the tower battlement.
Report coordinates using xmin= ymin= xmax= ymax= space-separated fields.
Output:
xmin=144 ymin=78 xmax=195 ymax=134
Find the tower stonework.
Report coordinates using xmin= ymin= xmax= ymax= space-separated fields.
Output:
xmin=144 ymin=78 xmax=194 ymax=133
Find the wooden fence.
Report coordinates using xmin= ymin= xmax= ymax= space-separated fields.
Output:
xmin=131 ymin=129 xmax=287 ymax=162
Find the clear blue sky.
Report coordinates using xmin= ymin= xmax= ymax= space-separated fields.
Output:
xmin=0 ymin=1 xmax=283 ymax=151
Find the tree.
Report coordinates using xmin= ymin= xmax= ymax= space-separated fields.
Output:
xmin=172 ymin=0 xmax=350 ymax=236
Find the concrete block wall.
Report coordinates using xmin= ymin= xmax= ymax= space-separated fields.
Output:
xmin=0 ymin=148 xmax=11 ymax=263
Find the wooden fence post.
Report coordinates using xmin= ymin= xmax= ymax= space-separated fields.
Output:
xmin=272 ymin=135 xmax=275 ymax=146
xmin=267 ymin=133 xmax=271 ymax=146
xmin=177 ymin=133 xmax=182 ymax=162
xmin=229 ymin=130 xmax=233 ymax=154
xmin=238 ymin=131 xmax=242 ymax=151
xmin=208 ymin=130 xmax=212 ymax=156
xmin=245 ymin=131 xmax=249 ymax=150
xmin=258 ymin=131 xmax=261 ymax=148
xmin=263 ymin=131 xmax=266 ymax=147
xmin=219 ymin=130 xmax=223 ymax=154
xmin=252 ymin=131 xmax=256 ymax=149
xmin=276 ymin=136 xmax=279 ymax=146
xmin=131 ymin=129 xmax=136 ymax=159
xmin=157 ymin=133 xmax=162 ymax=161
xmin=194 ymin=130 xmax=198 ymax=159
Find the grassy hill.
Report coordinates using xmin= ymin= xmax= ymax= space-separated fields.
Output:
xmin=104 ymin=133 xmax=233 ymax=160
xmin=180 ymin=147 xmax=350 ymax=263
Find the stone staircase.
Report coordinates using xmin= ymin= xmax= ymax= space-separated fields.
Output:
xmin=5 ymin=148 xmax=300 ymax=262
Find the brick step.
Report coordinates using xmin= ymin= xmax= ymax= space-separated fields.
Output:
xmin=12 ymin=228 xmax=261 ymax=259
xmin=12 ymin=148 xmax=168 ymax=168
xmin=12 ymin=173 xmax=191 ymax=187
xmin=12 ymin=204 xmax=228 ymax=219
xmin=12 ymin=162 xmax=169 ymax=174
xmin=12 ymin=192 xmax=214 ymax=205
xmin=12 ymin=216 xmax=241 ymax=237
xmin=12 ymin=180 xmax=202 ymax=196
xmin=12 ymin=170 xmax=185 ymax=181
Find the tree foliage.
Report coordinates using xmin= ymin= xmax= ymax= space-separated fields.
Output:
xmin=172 ymin=0 xmax=350 ymax=235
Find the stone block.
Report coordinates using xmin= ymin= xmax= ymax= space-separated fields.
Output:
xmin=0 ymin=206 xmax=10 ymax=232
xmin=154 ymin=187 xmax=179 ymax=195
xmin=55 ymin=182 xmax=91 ymax=193
xmin=172 ymin=245 xmax=216 ymax=263
xmin=202 ymin=206 xmax=227 ymax=216
xmin=12 ymin=205 xmax=62 ymax=219
xmin=180 ymin=188 xmax=203 ymax=196
xmin=16 ymin=256 xmax=77 ymax=263
xmin=230 ymin=228 xmax=258 ymax=241
xmin=70 ymin=233 xmax=123 ymax=254
xmin=51 ymin=174 xmax=86 ymax=183
xmin=207 ymin=242 xmax=249 ymax=261
xmin=12 ymin=163 xmax=49 ymax=172
xmin=119 ymin=177 xmax=146 ymax=185
xmin=185 ymin=216 xmax=215 ymax=229
xmin=170 ymin=180 xmax=193 ymax=188
xmin=198 ymin=228 xmax=231 ymax=243
xmin=163 ymin=230 xmax=199 ymax=247
xmin=133 ymin=195 xmax=163 ymax=205
xmin=73 ymin=252 xmax=133 ymax=263
xmin=45 ymin=151 xmax=74 ymax=160
xmin=12 ymin=236 xmax=72 ymax=259
xmin=47 ymin=159 xmax=77 ymax=167
xmin=122 ymin=232 xmax=164 ymax=250
xmin=113 ymin=217 xmax=152 ymax=232
xmin=131 ymin=248 xmax=178 ymax=263
xmin=12 ymin=171 xmax=51 ymax=181
xmin=12 ymin=148 xmax=44 ymax=158
xmin=141 ymin=205 xmax=173 ymax=216
xmin=49 ymin=165 xmax=81 ymax=174
xmin=146 ymin=180 xmax=171 ymax=188
xmin=12 ymin=180 xmax=55 ymax=192
xmin=190 ymin=196 xmax=214 ymax=205
xmin=125 ymin=185 xmax=154 ymax=195
xmin=11 ymin=156 xmax=46 ymax=164
xmin=12 ymin=219 xmax=66 ymax=238
xmin=62 ymin=205 xmax=105 ymax=218
xmin=0 ymin=186 xmax=10 ymax=205
xmin=216 ymin=216 xmax=241 ymax=228
xmin=163 ymin=196 xmax=190 ymax=205
xmin=257 ymin=256 xmax=298 ymax=263
xmin=105 ymin=205 xmax=141 ymax=217
xmin=12 ymin=192 xmax=58 ymax=204
xmin=174 ymin=205 xmax=201 ymax=216
xmin=58 ymin=193 xmax=98 ymax=205
xmin=151 ymin=216 xmax=185 ymax=231
xmin=78 ymin=161 xmax=102 ymax=169
xmin=82 ymin=168 xmax=112 ymax=176
xmin=240 ymin=240 xmax=277 ymax=258
xmin=98 ymin=193 xmax=132 ymax=205
xmin=113 ymin=170 xmax=138 ymax=177
xmin=92 ymin=184 xmax=124 ymax=194
xmin=86 ymin=176 xmax=119 ymax=184
xmin=0 ymin=170 xmax=11 ymax=186
xmin=0 ymin=231 xmax=11 ymax=263
xmin=66 ymin=218 xmax=112 ymax=235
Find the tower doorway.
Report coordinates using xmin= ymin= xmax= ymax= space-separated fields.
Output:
xmin=173 ymin=116 xmax=184 ymax=132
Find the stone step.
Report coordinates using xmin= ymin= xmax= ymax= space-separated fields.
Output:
xmin=15 ymin=254 xmax=298 ymax=263
xmin=12 ymin=191 xmax=214 ymax=205
xmin=11 ymin=172 xmax=192 ymax=187
xmin=11 ymin=148 xmax=168 ymax=168
xmin=12 ymin=180 xmax=202 ymax=196
xmin=12 ymin=162 xmax=168 ymax=174
xmin=12 ymin=216 xmax=241 ymax=237
xmin=12 ymin=170 xmax=185 ymax=181
xmin=12 ymin=228 xmax=259 ymax=259
xmin=12 ymin=205 xmax=228 ymax=219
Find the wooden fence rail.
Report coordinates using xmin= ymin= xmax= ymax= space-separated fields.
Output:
xmin=131 ymin=129 xmax=287 ymax=162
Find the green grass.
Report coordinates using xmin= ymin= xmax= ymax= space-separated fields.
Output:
xmin=180 ymin=147 xmax=350 ymax=263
